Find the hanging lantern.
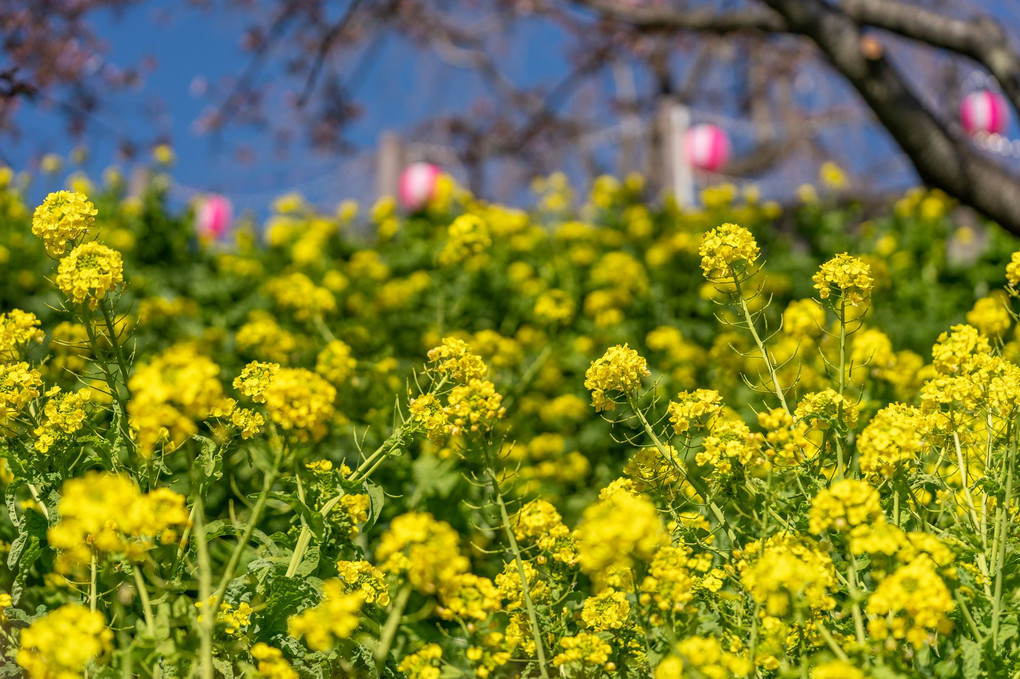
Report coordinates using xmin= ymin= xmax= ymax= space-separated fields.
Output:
xmin=684 ymin=124 xmax=731 ymax=172
xmin=196 ymin=194 xmax=232 ymax=240
xmin=960 ymin=90 xmax=1009 ymax=136
xmin=398 ymin=162 xmax=441 ymax=212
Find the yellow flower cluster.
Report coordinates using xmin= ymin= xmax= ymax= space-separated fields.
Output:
xmin=196 ymin=598 xmax=254 ymax=635
xmin=584 ymin=344 xmax=650 ymax=412
xmin=795 ymin=388 xmax=859 ymax=428
xmin=315 ymin=339 xmax=357 ymax=385
xmin=513 ymin=498 xmax=578 ymax=565
xmin=857 ymin=403 xmax=927 ymax=478
xmin=438 ymin=572 xmax=501 ymax=621
xmin=534 ymin=289 xmax=575 ymax=324
xmin=31 ymin=190 xmax=97 ymax=257
xmin=782 ymin=299 xmax=825 ymax=339
xmin=551 ymin=632 xmax=612 ymax=670
xmin=375 ymin=511 xmax=469 ymax=594
xmin=699 ymin=223 xmax=760 ymax=281
xmin=287 ymin=580 xmax=364 ymax=651
xmin=576 ymin=480 xmax=667 ymax=582
xmin=261 ymin=367 xmax=337 ymax=442
xmin=639 ymin=545 xmax=696 ymax=617
xmin=696 ymin=416 xmax=766 ymax=476
xmin=444 ymin=378 xmax=506 ymax=438
xmin=740 ymin=535 xmax=836 ymax=618
xmin=496 ymin=560 xmax=550 ymax=611
xmin=438 ymin=214 xmax=491 ymax=266
xmin=398 ymin=644 xmax=443 ymax=679
xmin=654 ymin=636 xmax=752 ymax=679
xmin=128 ymin=344 xmax=231 ymax=457
xmin=667 ymin=389 xmax=722 ymax=434
xmin=335 ymin=559 xmax=391 ymax=605
xmin=581 ymin=587 xmax=630 ymax=631
xmin=33 ymin=386 xmax=91 ymax=453
xmin=55 ymin=242 xmax=124 ymax=309
xmin=235 ymin=313 xmax=299 ymax=363
xmin=233 ymin=361 xmax=279 ymax=402
xmin=808 ymin=479 xmax=883 ymax=533
xmin=0 ymin=361 xmax=42 ymax=425
xmin=966 ymin=294 xmax=1011 ymax=338
xmin=251 ymin=643 xmax=299 ymax=679
xmin=16 ymin=604 xmax=113 ymax=679
xmin=427 ymin=336 xmax=488 ymax=382
xmin=866 ymin=556 xmax=954 ymax=648
xmin=1007 ymin=249 xmax=1020 ymax=290
xmin=0 ymin=309 xmax=44 ymax=357
xmin=47 ymin=472 xmax=190 ymax=571
xmin=264 ymin=272 xmax=337 ymax=321
xmin=812 ymin=253 xmax=873 ymax=308
xmin=812 ymin=661 xmax=866 ymax=679
xmin=758 ymin=408 xmax=815 ymax=466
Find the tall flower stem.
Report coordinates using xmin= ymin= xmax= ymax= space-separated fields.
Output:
xmin=213 ymin=444 xmax=283 ymax=604
xmin=375 ymin=583 xmax=412 ymax=675
xmin=482 ymin=448 xmax=550 ymax=679
xmin=732 ymin=277 xmax=790 ymax=415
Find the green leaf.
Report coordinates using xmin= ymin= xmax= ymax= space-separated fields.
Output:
xmin=363 ymin=480 xmax=385 ymax=533
xmin=193 ymin=434 xmax=222 ymax=481
xmin=268 ymin=492 xmax=324 ymax=539
xmin=961 ymin=637 xmax=982 ymax=677
xmin=260 ymin=570 xmax=322 ymax=636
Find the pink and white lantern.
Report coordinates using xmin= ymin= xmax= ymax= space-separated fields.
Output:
xmin=684 ymin=124 xmax=731 ymax=173
xmin=398 ymin=162 xmax=441 ymax=212
xmin=196 ymin=194 xmax=233 ymax=240
xmin=961 ymin=90 xmax=1009 ymax=136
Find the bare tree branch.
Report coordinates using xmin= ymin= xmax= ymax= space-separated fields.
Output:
xmin=843 ymin=0 xmax=1020 ymax=116
xmin=761 ymin=0 xmax=1020 ymax=235
xmin=571 ymin=0 xmax=786 ymax=33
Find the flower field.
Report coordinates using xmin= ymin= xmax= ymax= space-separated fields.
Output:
xmin=1 ymin=167 xmax=1019 ymax=678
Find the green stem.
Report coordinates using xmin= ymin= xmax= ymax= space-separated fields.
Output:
xmin=212 ymin=445 xmax=282 ymax=605
xmin=817 ymin=624 xmax=849 ymax=662
xmin=193 ymin=496 xmax=214 ymax=679
xmin=100 ymin=302 xmax=132 ymax=399
xmin=732 ymin=277 xmax=790 ymax=415
xmin=628 ymin=395 xmax=736 ymax=544
xmin=991 ymin=422 xmax=1016 ymax=648
xmin=80 ymin=307 xmax=134 ymax=459
xmin=90 ymin=554 xmax=98 ymax=613
xmin=847 ymin=553 xmax=867 ymax=648
xmin=834 ymin=298 xmax=847 ymax=479
xmin=483 ymin=450 xmax=551 ymax=679
xmin=375 ymin=583 xmax=412 ymax=675
xmin=286 ymin=431 xmax=404 ymax=578
xmin=133 ymin=566 xmax=156 ymax=637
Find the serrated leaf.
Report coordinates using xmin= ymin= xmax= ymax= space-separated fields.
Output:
xmin=260 ymin=572 xmax=322 ymax=636
xmin=193 ymin=434 xmax=223 ymax=481
xmin=363 ymin=480 xmax=385 ymax=533
xmin=268 ymin=492 xmax=324 ymax=539
xmin=961 ymin=636 xmax=982 ymax=676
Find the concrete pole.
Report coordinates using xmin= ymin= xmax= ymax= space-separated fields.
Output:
xmin=376 ymin=131 xmax=404 ymax=200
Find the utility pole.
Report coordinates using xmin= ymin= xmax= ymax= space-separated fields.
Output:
xmin=653 ymin=97 xmax=695 ymax=206
xmin=376 ymin=131 xmax=404 ymax=200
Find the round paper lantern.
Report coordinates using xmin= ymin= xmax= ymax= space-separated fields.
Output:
xmin=684 ymin=124 xmax=731 ymax=172
xmin=398 ymin=162 xmax=441 ymax=212
xmin=196 ymin=194 xmax=233 ymax=240
xmin=961 ymin=90 xmax=1009 ymax=136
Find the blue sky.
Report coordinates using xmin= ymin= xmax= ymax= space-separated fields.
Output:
xmin=7 ymin=1 xmax=1020 ymax=214
xmin=6 ymin=2 xmax=577 ymax=213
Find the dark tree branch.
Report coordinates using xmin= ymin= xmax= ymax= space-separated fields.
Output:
xmin=843 ymin=0 xmax=1020 ymax=117
xmin=571 ymin=0 xmax=786 ymax=33
xmin=296 ymin=0 xmax=368 ymax=107
xmin=761 ymin=0 xmax=1020 ymax=235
